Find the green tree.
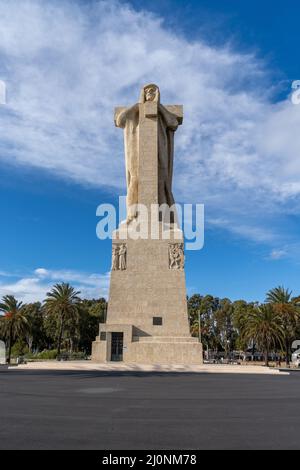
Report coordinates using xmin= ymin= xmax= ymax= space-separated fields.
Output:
xmin=215 ymin=299 xmax=235 ymax=358
xmin=240 ymin=304 xmax=284 ymax=366
xmin=233 ymin=300 xmax=258 ymax=355
xmin=188 ymin=294 xmax=203 ymax=339
xmin=44 ymin=283 xmax=81 ymax=357
xmin=77 ymin=298 xmax=107 ymax=353
xmin=0 ymin=295 xmax=28 ymax=363
xmin=266 ymin=286 xmax=300 ymax=366
xmin=22 ymin=302 xmax=46 ymax=352
xmin=188 ymin=294 xmax=220 ymax=355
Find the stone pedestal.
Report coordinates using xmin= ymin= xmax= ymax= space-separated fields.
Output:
xmin=92 ymin=223 xmax=203 ymax=364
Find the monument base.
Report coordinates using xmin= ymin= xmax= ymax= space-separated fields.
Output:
xmin=92 ymin=329 xmax=203 ymax=365
xmin=91 ymin=223 xmax=203 ymax=365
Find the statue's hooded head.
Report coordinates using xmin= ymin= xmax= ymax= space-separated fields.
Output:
xmin=139 ymin=84 xmax=160 ymax=103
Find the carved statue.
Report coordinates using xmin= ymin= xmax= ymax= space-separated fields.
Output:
xmin=119 ymin=244 xmax=127 ymax=270
xmin=178 ymin=244 xmax=185 ymax=270
xmin=169 ymin=243 xmax=184 ymax=270
xmin=112 ymin=245 xmax=119 ymax=271
xmin=115 ymin=84 xmax=181 ymax=223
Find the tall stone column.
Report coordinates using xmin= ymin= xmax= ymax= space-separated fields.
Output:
xmin=92 ymin=84 xmax=203 ymax=365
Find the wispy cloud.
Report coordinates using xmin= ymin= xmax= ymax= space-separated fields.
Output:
xmin=0 ymin=268 xmax=110 ymax=302
xmin=0 ymin=270 xmax=15 ymax=277
xmin=0 ymin=0 xmax=299 ymax=251
xmin=268 ymin=249 xmax=288 ymax=261
xmin=207 ymin=217 xmax=279 ymax=244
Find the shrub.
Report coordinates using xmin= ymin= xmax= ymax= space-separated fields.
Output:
xmin=67 ymin=351 xmax=88 ymax=360
xmin=26 ymin=349 xmax=58 ymax=360
xmin=25 ymin=349 xmax=88 ymax=361
xmin=11 ymin=341 xmax=29 ymax=357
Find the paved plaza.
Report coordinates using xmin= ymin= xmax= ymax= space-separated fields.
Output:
xmin=1 ymin=367 xmax=299 ymax=449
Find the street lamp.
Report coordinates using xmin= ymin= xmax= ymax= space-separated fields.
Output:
xmin=226 ymin=339 xmax=230 ymax=361
xmin=198 ymin=310 xmax=201 ymax=344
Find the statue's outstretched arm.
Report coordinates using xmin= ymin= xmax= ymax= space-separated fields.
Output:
xmin=115 ymin=103 xmax=139 ymax=128
xmin=158 ymin=104 xmax=179 ymax=131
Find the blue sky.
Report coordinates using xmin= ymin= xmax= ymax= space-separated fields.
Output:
xmin=0 ymin=0 xmax=299 ymax=303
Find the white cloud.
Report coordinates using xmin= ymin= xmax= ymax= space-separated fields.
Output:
xmin=0 ymin=0 xmax=299 ymax=249
xmin=268 ymin=249 xmax=288 ymax=261
xmin=0 ymin=270 xmax=14 ymax=277
xmin=0 ymin=268 xmax=110 ymax=303
xmin=34 ymin=268 xmax=48 ymax=277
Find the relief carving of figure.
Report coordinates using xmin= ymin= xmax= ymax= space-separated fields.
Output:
xmin=169 ymin=243 xmax=184 ymax=270
xmin=119 ymin=244 xmax=127 ymax=270
xmin=112 ymin=245 xmax=119 ymax=271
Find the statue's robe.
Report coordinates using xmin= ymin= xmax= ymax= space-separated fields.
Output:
xmin=115 ymin=93 xmax=179 ymax=208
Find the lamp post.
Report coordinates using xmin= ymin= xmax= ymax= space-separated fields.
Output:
xmin=226 ymin=339 xmax=230 ymax=361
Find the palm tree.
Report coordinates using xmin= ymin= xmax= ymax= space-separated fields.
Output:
xmin=240 ymin=304 xmax=284 ymax=366
xmin=44 ymin=283 xmax=81 ymax=357
xmin=0 ymin=295 xmax=28 ymax=364
xmin=266 ymin=286 xmax=300 ymax=366
xmin=233 ymin=301 xmax=258 ymax=358
xmin=266 ymin=286 xmax=292 ymax=304
xmin=22 ymin=302 xmax=44 ymax=353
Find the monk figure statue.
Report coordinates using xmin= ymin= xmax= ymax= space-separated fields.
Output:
xmin=115 ymin=84 xmax=181 ymax=223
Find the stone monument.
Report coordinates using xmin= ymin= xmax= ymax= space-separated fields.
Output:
xmin=92 ymin=84 xmax=203 ymax=364
xmin=0 ymin=340 xmax=6 ymax=365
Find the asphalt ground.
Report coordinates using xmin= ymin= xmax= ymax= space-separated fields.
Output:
xmin=0 ymin=369 xmax=299 ymax=450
